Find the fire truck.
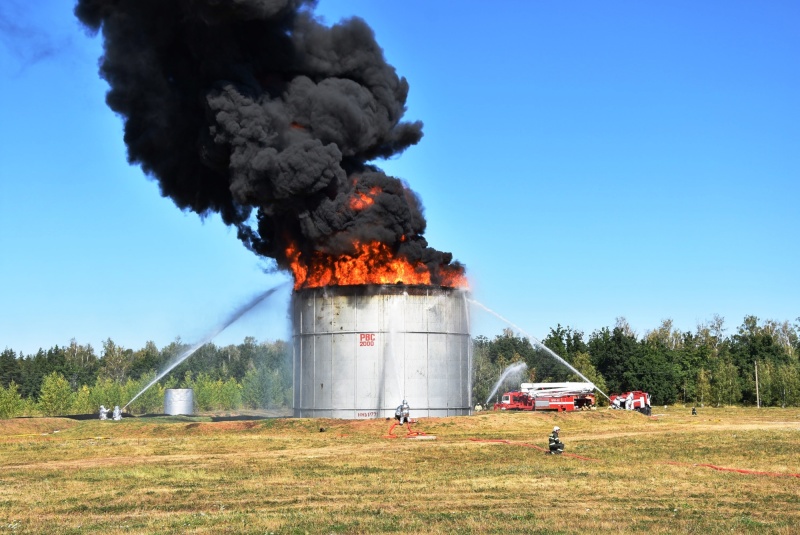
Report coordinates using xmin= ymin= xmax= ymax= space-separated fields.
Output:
xmin=493 ymin=382 xmax=596 ymax=412
xmin=609 ymin=390 xmax=652 ymax=415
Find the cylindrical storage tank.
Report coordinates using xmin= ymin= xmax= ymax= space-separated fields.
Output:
xmin=292 ymin=284 xmax=471 ymax=419
xmin=164 ymin=388 xmax=194 ymax=416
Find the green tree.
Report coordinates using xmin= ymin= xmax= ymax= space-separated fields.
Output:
xmin=260 ymin=340 xmax=292 ymax=405
xmin=588 ymin=325 xmax=639 ymax=394
xmin=128 ymin=341 xmax=160 ymax=380
xmin=710 ymin=356 xmax=741 ymax=406
xmin=38 ymin=372 xmax=73 ymax=416
xmin=729 ymin=316 xmax=791 ymax=404
xmin=63 ymin=339 xmax=99 ymax=390
xmin=71 ymin=385 xmax=94 ymax=414
xmin=645 ymin=319 xmax=683 ymax=351
xmin=755 ymin=360 xmax=775 ymax=407
xmin=98 ymin=339 xmax=131 ymax=383
xmin=227 ymin=337 xmax=256 ymax=380
xmin=542 ymin=325 xmax=590 ymax=382
xmin=695 ymin=369 xmax=711 ymax=406
xmin=90 ymin=377 xmax=124 ymax=409
xmin=241 ymin=368 xmax=266 ymax=409
xmin=471 ymin=336 xmax=501 ymax=407
xmin=218 ymin=377 xmax=242 ymax=410
xmin=185 ymin=372 xmax=242 ymax=411
xmin=773 ymin=363 xmax=800 ymax=407
xmin=241 ymin=366 xmax=288 ymax=409
xmin=184 ymin=372 xmax=210 ymax=411
xmin=628 ymin=338 xmax=678 ymax=405
xmin=568 ymin=351 xmax=608 ymax=405
xmin=0 ymin=381 xmax=25 ymax=418
xmin=19 ymin=349 xmax=49 ymax=400
xmin=122 ymin=372 xmax=164 ymax=414
xmin=0 ymin=349 xmax=22 ymax=388
xmin=673 ymin=330 xmax=713 ymax=405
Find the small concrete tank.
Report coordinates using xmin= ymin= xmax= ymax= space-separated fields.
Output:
xmin=164 ymin=388 xmax=194 ymax=415
xmin=292 ymin=284 xmax=471 ymax=419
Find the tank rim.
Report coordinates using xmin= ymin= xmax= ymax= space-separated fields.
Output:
xmin=292 ymin=283 xmax=469 ymax=295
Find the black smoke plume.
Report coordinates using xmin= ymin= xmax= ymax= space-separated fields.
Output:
xmin=74 ymin=0 xmax=463 ymax=285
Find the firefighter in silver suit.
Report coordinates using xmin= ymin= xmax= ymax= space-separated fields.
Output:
xmin=396 ymin=400 xmax=410 ymax=423
xmin=388 ymin=400 xmax=411 ymax=435
xmin=625 ymin=392 xmax=634 ymax=410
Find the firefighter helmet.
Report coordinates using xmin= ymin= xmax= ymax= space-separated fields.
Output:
xmin=553 ymin=426 xmax=560 ymax=432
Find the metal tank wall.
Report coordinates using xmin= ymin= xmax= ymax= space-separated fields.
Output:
xmin=164 ymin=388 xmax=194 ymax=416
xmin=292 ymin=285 xmax=471 ymax=419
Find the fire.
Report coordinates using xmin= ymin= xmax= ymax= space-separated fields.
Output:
xmin=349 ymin=186 xmax=381 ymax=211
xmin=286 ymin=241 xmax=467 ymax=289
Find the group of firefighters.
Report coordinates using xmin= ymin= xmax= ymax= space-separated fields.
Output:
xmin=389 ymin=399 xmax=567 ymax=454
xmin=99 ymin=397 xmax=567 ymax=451
xmin=98 ymin=405 xmax=123 ymax=421
xmin=612 ymin=392 xmax=635 ymax=410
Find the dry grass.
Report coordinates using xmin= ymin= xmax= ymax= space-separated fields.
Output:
xmin=1 ymin=407 xmax=799 ymax=534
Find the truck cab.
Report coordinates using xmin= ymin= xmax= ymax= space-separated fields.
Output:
xmin=494 ymin=391 xmax=534 ymax=410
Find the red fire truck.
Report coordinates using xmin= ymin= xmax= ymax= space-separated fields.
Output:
xmin=609 ymin=391 xmax=652 ymax=415
xmin=493 ymin=382 xmax=596 ymax=412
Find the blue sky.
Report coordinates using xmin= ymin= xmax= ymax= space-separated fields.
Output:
xmin=1 ymin=1 xmax=798 ymax=356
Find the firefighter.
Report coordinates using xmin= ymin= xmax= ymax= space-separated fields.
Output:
xmin=98 ymin=405 xmax=109 ymax=420
xmin=625 ymin=392 xmax=634 ymax=410
xmin=112 ymin=405 xmax=122 ymax=420
xmin=388 ymin=399 xmax=411 ymax=435
xmin=548 ymin=426 xmax=564 ymax=454
xmin=396 ymin=399 xmax=410 ymax=425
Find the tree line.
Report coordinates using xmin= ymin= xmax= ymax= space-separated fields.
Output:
xmin=0 ymin=337 xmax=291 ymax=418
xmin=473 ymin=315 xmax=800 ymax=408
xmin=2 ymin=314 xmax=799 ymax=418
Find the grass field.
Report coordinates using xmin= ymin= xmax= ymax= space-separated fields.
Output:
xmin=1 ymin=406 xmax=798 ymax=534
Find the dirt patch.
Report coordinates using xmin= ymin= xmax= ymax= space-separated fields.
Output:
xmin=0 ymin=418 xmax=79 ymax=437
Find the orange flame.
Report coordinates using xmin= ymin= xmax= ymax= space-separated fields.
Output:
xmin=286 ymin=241 xmax=467 ymax=290
xmin=349 ymin=186 xmax=381 ymax=211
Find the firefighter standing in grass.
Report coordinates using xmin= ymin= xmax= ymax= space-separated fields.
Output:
xmin=548 ymin=426 xmax=564 ymax=454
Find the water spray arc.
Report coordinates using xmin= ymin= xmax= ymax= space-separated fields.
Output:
xmin=485 ymin=361 xmax=528 ymax=405
xmin=469 ymin=299 xmax=610 ymax=402
xmin=384 ymin=293 xmax=407 ymax=401
xmin=123 ymin=282 xmax=289 ymax=411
